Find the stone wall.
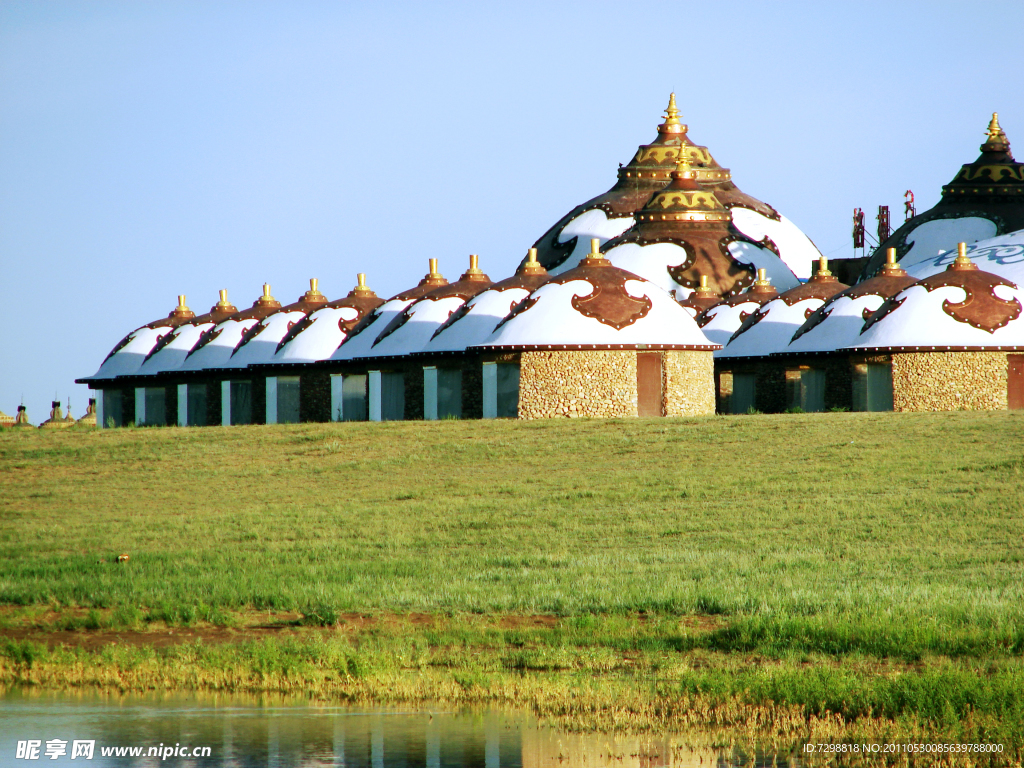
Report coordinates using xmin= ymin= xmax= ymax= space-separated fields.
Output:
xmin=461 ymin=360 xmax=484 ymax=420
xmin=892 ymin=352 xmax=1008 ymax=412
xmin=663 ymin=351 xmax=716 ymax=416
xmin=519 ymin=350 xmax=638 ymax=419
xmin=252 ymin=376 xmax=267 ymax=425
xmin=205 ymin=380 xmax=222 ymax=427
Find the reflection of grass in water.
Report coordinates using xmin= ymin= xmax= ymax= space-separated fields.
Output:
xmin=1 ymin=412 xmax=1023 ymax=757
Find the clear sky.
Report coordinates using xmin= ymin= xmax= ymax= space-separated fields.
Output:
xmin=2 ymin=0 xmax=1022 ymax=424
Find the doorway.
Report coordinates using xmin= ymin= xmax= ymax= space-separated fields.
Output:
xmin=637 ymin=352 xmax=664 ymax=417
xmin=1009 ymin=355 xmax=1024 ymax=410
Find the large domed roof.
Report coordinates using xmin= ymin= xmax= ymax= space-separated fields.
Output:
xmin=419 ymin=248 xmax=550 ymax=355
xmin=82 ymin=295 xmax=196 ymax=381
xmin=528 ymin=94 xmax=820 ymax=282
xmin=860 ymin=114 xmax=1024 ymax=279
xmin=783 ymin=250 xmax=917 ymax=355
xmin=179 ymin=284 xmax=282 ymax=371
xmin=475 ymin=241 xmax=717 ymax=351
xmin=845 ymin=244 xmax=1024 ymax=351
xmin=603 ymin=152 xmax=801 ymax=298
xmin=719 ymin=260 xmax=848 ymax=358
xmin=269 ymin=275 xmax=384 ymax=364
xmin=898 ymin=227 xmax=1024 ymax=285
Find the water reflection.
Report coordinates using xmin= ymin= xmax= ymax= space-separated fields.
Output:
xmin=1 ymin=689 xmax=794 ymax=767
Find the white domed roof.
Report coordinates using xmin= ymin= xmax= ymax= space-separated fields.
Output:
xmin=353 ymin=258 xmax=493 ymax=360
xmin=474 ymin=246 xmax=717 ymax=351
xmin=221 ymin=280 xmax=327 ymax=369
xmin=844 ymin=247 xmax=1024 ymax=352
xmin=134 ymin=292 xmax=238 ymax=376
xmin=696 ymin=277 xmax=780 ymax=353
xmin=783 ymin=255 xmax=917 ymax=355
xmin=269 ymin=276 xmax=383 ymax=364
xmin=419 ymin=251 xmax=549 ymax=355
xmin=331 ymin=261 xmax=450 ymax=362
xmin=900 ymin=227 xmax=1024 ymax=284
xmin=719 ymin=265 xmax=848 ymax=359
xmin=84 ymin=296 xmax=196 ymax=381
xmin=178 ymin=287 xmax=281 ymax=372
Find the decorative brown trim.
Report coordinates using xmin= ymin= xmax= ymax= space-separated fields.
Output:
xmin=474 ymin=343 xmax=720 ymax=352
xmin=841 ymin=345 xmax=1024 ymax=353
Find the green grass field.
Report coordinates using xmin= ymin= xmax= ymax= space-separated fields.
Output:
xmin=2 ymin=412 xmax=1023 ymax=762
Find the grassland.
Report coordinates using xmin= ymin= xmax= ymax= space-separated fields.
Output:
xmin=1 ymin=412 xmax=1023 ymax=763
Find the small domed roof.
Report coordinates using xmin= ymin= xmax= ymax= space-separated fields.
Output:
xmin=474 ymin=241 xmax=717 ymax=351
xmin=179 ymin=285 xmax=282 ymax=371
xmin=719 ymin=260 xmax=849 ymax=358
xmin=845 ymin=244 xmax=1024 ymax=352
xmin=355 ymin=256 xmax=493 ymax=360
xmin=331 ymin=260 xmax=449 ymax=362
xmin=81 ymin=295 xmax=196 ymax=381
xmin=529 ymin=94 xmax=820 ymax=280
xmin=677 ymin=275 xmax=722 ymax=317
xmin=39 ymin=401 xmax=71 ymax=429
xmin=784 ymin=249 xmax=918 ymax=355
xmin=696 ymin=271 xmax=779 ymax=350
xmin=0 ymin=410 xmax=14 ymax=427
xmin=134 ymin=291 xmax=239 ymax=376
xmin=420 ymin=249 xmax=550 ymax=355
xmin=861 ymin=114 xmax=1024 ymax=279
xmin=222 ymin=279 xmax=328 ymax=368
xmin=270 ymin=274 xmax=384 ymax=364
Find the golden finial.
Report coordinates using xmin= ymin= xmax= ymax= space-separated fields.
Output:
xmin=987 ymin=113 xmax=1004 ymax=140
xmin=216 ymin=289 xmax=232 ymax=308
xmin=263 ymin=283 xmax=272 ymax=298
xmin=527 ymin=247 xmax=538 ymax=264
xmin=521 ymin=246 xmax=546 ymax=275
xmin=754 ymin=268 xmax=772 ymax=287
xmin=700 ymin=275 xmax=708 ymax=289
xmin=357 ymin=273 xmax=366 ymax=288
xmin=429 ymin=258 xmax=439 ymax=276
xmin=466 ymin=254 xmax=482 ymax=275
xmin=177 ymin=294 xmax=187 ymax=309
xmin=951 ymin=241 xmax=977 ymax=270
xmin=664 ymin=93 xmax=680 ymax=126
xmin=816 ymin=256 xmax=832 ymax=278
xmin=590 ymin=238 xmax=601 ymax=255
xmin=658 ymin=92 xmax=687 ymax=136
xmin=351 ymin=273 xmax=376 ymax=297
xmin=886 ymin=247 xmax=896 ymax=266
xmin=310 ymin=278 xmax=318 ymax=292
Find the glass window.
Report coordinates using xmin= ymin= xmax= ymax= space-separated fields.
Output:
xmin=277 ymin=376 xmax=301 ymax=424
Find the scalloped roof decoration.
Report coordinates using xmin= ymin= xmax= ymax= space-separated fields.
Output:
xmin=220 ymin=280 xmax=327 ymax=369
xmin=419 ymin=249 xmax=550 ymax=355
xmin=270 ymin=275 xmax=384 ymax=364
xmin=474 ymin=241 xmax=717 ymax=351
xmin=845 ymin=244 xmax=1024 ymax=352
xmin=82 ymin=296 xmax=197 ymax=381
xmin=718 ymin=261 xmax=848 ymax=359
xmin=784 ymin=252 xmax=917 ymax=355
xmin=354 ymin=257 xmax=493 ymax=360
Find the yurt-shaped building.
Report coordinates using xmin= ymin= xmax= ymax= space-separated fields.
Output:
xmin=770 ymin=249 xmax=917 ymax=411
xmin=256 ymin=275 xmax=384 ymax=423
xmin=716 ymin=259 xmax=848 ymax=413
xmin=334 ymin=256 xmax=493 ymax=422
xmin=860 ymin=114 xmax=1024 ymax=279
xmin=530 ymin=94 xmax=821 ymax=283
xmin=472 ymin=240 xmax=719 ymax=419
xmin=413 ymin=250 xmax=550 ymax=420
xmin=842 ymin=243 xmax=1024 ymax=411
xmin=174 ymin=284 xmax=282 ymax=426
xmin=76 ymin=296 xmax=196 ymax=427
xmin=123 ymin=291 xmax=238 ymax=427
xmin=214 ymin=279 xmax=328 ymax=425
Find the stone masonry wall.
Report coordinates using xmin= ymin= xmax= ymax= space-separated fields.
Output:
xmin=892 ymin=352 xmax=1008 ymax=412
xmin=300 ymin=370 xmax=331 ymax=423
xmin=663 ymin=351 xmax=716 ymax=416
xmin=519 ymin=350 xmax=637 ymax=419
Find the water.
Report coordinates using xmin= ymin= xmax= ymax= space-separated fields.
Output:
xmin=0 ymin=689 xmax=793 ymax=767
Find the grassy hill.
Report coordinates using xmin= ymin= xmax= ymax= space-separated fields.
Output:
xmin=2 ymin=412 xmax=1023 ymax=761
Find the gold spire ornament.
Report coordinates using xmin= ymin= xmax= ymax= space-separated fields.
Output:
xmin=987 ymin=113 xmax=1005 ymax=142
xmin=951 ymin=241 xmax=977 ymax=270
xmin=351 ymin=273 xmax=376 ymax=297
xmin=521 ymin=247 xmax=546 ymax=275
xmin=754 ymin=268 xmax=772 ymax=287
xmin=466 ymin=254 xmax=483 ymax=275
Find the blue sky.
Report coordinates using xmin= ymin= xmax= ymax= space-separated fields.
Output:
xmin=2 ymin=0 xmax=1022 ymax=423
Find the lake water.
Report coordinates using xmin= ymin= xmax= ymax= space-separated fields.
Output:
xmin=1 ymin=689 xmax=795 ymax=767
